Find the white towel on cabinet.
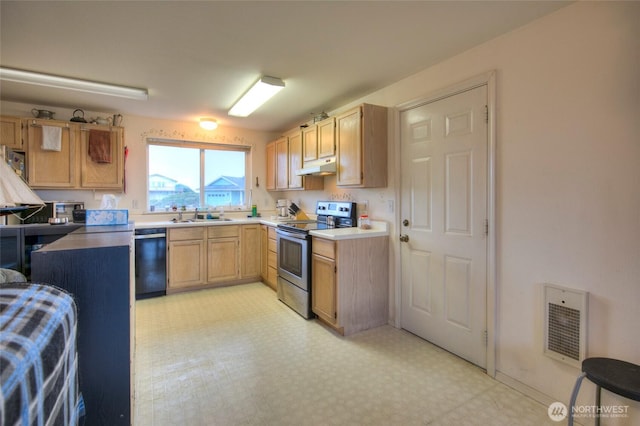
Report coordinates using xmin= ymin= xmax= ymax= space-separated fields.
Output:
xmin=41 ymin=125 xmax=62 ymax=151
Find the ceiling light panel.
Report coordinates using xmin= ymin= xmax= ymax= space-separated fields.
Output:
xmin=228 ymin=76 xmax=285 ymax=117
xmin=0 ymin=67 xmax=149 ymax=101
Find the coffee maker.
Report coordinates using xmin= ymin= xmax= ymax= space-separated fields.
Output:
xmin=276 ymin=199 xmax=290 ymax=219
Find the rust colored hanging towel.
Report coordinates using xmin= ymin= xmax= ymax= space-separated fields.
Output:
xmin=88 ymin=129 xmax=112 ymax=163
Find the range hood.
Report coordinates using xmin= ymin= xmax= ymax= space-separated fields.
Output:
xmin=295 ymin=157 xmax=337 ymax=176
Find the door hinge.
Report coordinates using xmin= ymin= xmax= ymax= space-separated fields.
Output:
xmin=483 ymin=330 xmax=488 ymax=346
xmin=484 ymin=219 xmax=489 ymax=236
xmin=485 ymin=105 xmax=489 ymax=124
xmin=334 ymin=266 xmax=337 ymax=273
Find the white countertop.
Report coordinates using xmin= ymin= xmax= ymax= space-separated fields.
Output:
xmin=310 ymin=221 xmax=389 ymax=240
xmin=134 ymin=217 xmax=269 ymax=229
xmin=133 ymin=216 xmax=389 ymax=240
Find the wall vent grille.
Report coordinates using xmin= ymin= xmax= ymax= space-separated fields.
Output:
xmin=543 ymin=284 xmax=588 ymax=367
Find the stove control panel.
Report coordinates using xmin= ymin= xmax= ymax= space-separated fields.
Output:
xmin=315 ymin=201 xmax=357 ymax=225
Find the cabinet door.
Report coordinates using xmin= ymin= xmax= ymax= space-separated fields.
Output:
xmin=27 ymin=119 xmax=78 ymax=188
xmin=275 ymin=137 xmax=289 ymax=190
xmin=241 ymin=224 xmax=260 ymax=278
xmin=0 ymin=116 xmax=24 ymax=150
xmin=302 ymin=125 xmax=318 ymax=162
xmin=266 ymin=226 xmax=278 ymax=290
xmin=312 ymin=253 xmax=337 ymax=324
xmin=260 ymin=225 xmax=268 ymax=281
xmin=265 ymin=141 xmax=276 ymax=190
xmin=0 ymin=228 xmax=22 ymax=272
xmin=79 ymin=126 xmax=124 ymax=189
xmin=287 ymin=131 xmax=303 ymax=189
xmin=317 ymin=117 xmax=335 ymax=158
xmin=336 ymin=107 xmax=362 ymax=186
xmin=168 ymin=239 xmax=206 ymax=289
xmin=207 ymin=237 xmax=239 ymax=283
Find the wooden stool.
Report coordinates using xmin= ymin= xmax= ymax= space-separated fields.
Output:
xmin=568 ymin=357 xmax=640 ymax=426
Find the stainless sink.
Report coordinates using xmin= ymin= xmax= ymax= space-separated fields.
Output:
xmin=170 ymin=218 xmax=233 ymax=223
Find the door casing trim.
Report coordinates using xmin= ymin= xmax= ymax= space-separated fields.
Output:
xmin=392 ymin=70 xmax=497 ymax=377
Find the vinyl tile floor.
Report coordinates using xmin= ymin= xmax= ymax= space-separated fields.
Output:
xmin=134 ymin=282 xmax=560 ymax=426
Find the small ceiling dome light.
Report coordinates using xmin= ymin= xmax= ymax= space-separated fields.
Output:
xmin=199 ymin=118 xmax=218 ymax=130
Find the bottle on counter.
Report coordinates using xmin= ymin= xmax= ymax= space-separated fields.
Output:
xmin=358 ymin=214 xmax=371 ymax=229
xmin=252 ymin=204 xmax=257 ymax=217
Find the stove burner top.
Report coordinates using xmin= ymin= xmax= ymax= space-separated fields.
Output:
xmin=277 ymin=221 xmax=333 ymax=233
xmin=276 ymin=201 xmax=358 ymax=234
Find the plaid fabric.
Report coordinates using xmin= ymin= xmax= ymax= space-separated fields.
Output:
xmin=0 ymin=282 xmax=82 ymax=426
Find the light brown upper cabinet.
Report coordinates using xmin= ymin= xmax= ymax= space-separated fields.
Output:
xmin=275 ymin=136 xmax=289 ymax=190
xmin=267 ymin=133 xmax=324 ymax=192
xmin=79 ymin=125 xmax=124 ymax=190
xmin=302 ymin=125 xmax=318 ymax=162
xmin=265 ymin=141 xmax=276 ymax=190
xmin=26 ymin=119 xmax=78 ymax=188
xmin=0 ymin=116 xmax=24 ymax=150
xmin=24 ymin=117 xmax=124 ymax=190
xmin=287 ymin=129 xmax=304 ymax=189
xmin=301 ymin=117 xmax=334 ymax=165
xmin=317 ymin=116 xmax=335 ymax=159
xmin=335 ymin=104 xmax=387 ymax=188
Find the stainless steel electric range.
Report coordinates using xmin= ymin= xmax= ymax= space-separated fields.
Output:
xmin=276 ymin=201 xmax=357 ymax=318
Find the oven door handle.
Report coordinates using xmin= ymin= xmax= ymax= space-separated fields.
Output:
xmin=276 ymin=229 xmax=309 ymax=240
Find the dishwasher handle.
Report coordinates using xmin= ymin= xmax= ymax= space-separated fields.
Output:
xmin=134 ymin=233 xmax=166 ymax=240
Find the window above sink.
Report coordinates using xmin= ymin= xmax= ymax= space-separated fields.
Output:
xmin=147 ymin=138 xmax=251 ymax=213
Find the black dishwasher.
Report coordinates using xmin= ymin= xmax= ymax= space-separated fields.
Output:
xmin=134 ymin=228 xmax=167 ymax=299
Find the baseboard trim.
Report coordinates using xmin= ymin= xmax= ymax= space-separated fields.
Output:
xmin=495 ymin=371 xmax=556 ymax=407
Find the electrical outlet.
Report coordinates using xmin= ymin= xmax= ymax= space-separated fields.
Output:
xmin=362 ymin=200 xmax=369 ymax=212
xmin=388 ymin=199 xmax=394 ymax=214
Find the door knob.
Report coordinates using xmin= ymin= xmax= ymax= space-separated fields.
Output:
xmin=403 ymin=219 xmax=409 ymax=227
xmin=399 ymin=234 xmax=409 ymax=242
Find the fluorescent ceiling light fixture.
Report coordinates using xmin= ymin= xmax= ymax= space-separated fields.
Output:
xmin=199 ymin=118 xmax=218 ymax=130
xmin=0 ymin=67 xmax=148 ymax=100
xmin=228 ymin=76 xmax=285 ymax=117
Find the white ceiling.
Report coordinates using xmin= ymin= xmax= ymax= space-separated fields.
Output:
xmin=0 ymin=1 xmax=571 ymax=132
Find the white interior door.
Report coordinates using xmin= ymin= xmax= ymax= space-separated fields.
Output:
xmin=400 ymin=85 xmax=488 ymax=368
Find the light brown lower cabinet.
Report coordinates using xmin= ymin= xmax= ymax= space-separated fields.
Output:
xmin=241 ymin=224 xmax=261 ymax=278
xmin=167 ymin=224 xmax=260 ymax=294
xmin=168 ymin=227 xmax=207 ymax=290
xmin=311 ymin=236 xmax=389 ymax=335
xmin=260 ymin=225 xmax=278 ymax=290
xmin=207 ymin=225 xmax=239 ymax=284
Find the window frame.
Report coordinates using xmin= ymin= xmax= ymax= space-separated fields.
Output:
xmin=146 ymin=138 xmax=252 ymax=212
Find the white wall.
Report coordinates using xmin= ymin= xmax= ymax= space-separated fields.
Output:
xmin=340 ymin=1 xmax=639 ymax=419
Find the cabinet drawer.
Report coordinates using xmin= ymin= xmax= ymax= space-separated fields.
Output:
xmin=312 ymin=237 xmax=335 ymax=259
xmin=207 ymin=225 xmax=239 ymax=238
xmin=169 ymin=227 xmax=205 ymax=241
xmin=268 ymin=238 xmax=277 ymax=253
xmin=267 ymin=266 xmax=278 ymax=285
xmin=267 ymin=250 xmax=277 ymax=268
xmin=267 ymin=227 xmax=277 ymax=240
